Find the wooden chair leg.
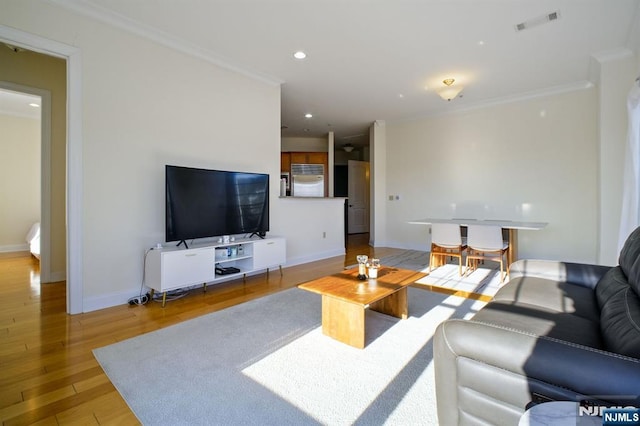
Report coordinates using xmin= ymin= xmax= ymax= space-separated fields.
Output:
xmin=505 ymin=250 xmax=510 ymax=280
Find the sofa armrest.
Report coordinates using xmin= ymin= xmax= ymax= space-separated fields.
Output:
xmin=434 ymin=319 xmax=640 ymax=426
xmin=509 ymin=259 xmax=611 ymax=289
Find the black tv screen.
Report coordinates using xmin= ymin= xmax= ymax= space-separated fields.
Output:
xmin=165 ymin=165 xmax=269 ymax=243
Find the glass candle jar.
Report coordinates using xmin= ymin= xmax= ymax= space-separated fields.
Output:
xmin=356 ymin=255 xmax=368 ymax=280
xmin=368 ymin=258 xmax=380 ymax=278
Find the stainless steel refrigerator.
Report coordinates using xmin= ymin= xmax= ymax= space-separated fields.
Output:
xmin=291 ymin=163 xmax=324 ymax=197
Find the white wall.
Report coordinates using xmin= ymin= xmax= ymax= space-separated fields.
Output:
xmin=371 ymin=120 xmax=387 ymax=247
xmin=385 ymin=88 xmax=599 ymax=263
xmin=595 ymin=50 xmax=638 ymax=264
xmin=281 ymin=136 xmax=328 ymax=152
xmin=2 ymin=1 xmax=345 ymax=312
xmin=0 ymin=114 xmax=40 ymax=251
xmin=277 ymin=198 xmax=345 ymax=266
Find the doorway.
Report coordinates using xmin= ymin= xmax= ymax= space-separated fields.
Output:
xmin=1 ymin=25 xmax=82 ymax=314
xmin=347 ymin=160 xmax=370 ymax=234
xmin=0 ymin=84 xmax=51 ymax=282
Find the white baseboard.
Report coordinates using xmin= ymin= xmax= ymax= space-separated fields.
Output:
xmin=83 ymin=288 xmax=144 ymax=313
xmin=284 ymin=248 xmax=346 ymax=267
xmin=81 ymin=267 xmax=282 ymax=312
xmin=82 ymin=249 xmax=347 ymax=312
xmin=0 ymin=243 xmax=29 ymax=253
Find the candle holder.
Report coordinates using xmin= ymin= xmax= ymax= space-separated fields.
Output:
xmin=356 ymin=255 xmax=368 ymax=280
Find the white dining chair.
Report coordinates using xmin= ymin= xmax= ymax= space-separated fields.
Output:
xmin=430 ymin=223 xmax=467 ymax=276
xmin=465 ymin=224 xmax=510 ymax=282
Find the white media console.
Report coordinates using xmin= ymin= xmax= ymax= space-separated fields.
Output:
xmin=145 ymin=236 xmax=286 ymax=306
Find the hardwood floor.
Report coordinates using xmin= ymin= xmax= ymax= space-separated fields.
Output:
xmin=0 ymin=235 xmax=403 ymax=425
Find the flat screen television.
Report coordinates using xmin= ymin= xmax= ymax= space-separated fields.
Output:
xmin=165 ymin=165 xmax=269 ymax=245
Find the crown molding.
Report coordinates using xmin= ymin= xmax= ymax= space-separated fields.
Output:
xmin=451 ymin=80 xmax=594 ymax=115
xmin=46 ymin=0 xmax=283 ymax=87
xmin=395 ymin=80 xmax=594 ymax=124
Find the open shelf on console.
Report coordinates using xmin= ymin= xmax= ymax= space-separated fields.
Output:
xmin=145 ymin=236 xmax=286 ymax=306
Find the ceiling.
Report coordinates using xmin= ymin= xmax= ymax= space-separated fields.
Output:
xmin=15 ymin=1 xmax=640 ymax=146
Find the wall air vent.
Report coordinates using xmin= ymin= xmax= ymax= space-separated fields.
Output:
xmin=291 ymin=163 xmax=324 ymax=175
xmin=515 ymin=10 xmax=560 ymax=32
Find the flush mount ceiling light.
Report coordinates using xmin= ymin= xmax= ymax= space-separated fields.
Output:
xmin=304 ymin=113 xmax=313 ymax=118
xmin=343 ymin=143 xmax=355 ymax=153
xmin=293 ymin=51 xmax=307 ymax=59
xmin=436 ymin=78 xmax=463 ymax=101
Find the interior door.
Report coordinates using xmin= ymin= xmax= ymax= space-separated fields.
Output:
xmin=347 ymin=160 xmax=370 ymax=234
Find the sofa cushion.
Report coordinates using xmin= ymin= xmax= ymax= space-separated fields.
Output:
xmin=472 ymin=301 xmax=603 ymax=349
xmin=595 ymin=266 xmax=629 ymax=308
xmin=599 ymin=285 xmax=640 ymax=358
xmin=493 ymin=276 xmax=600 ymax=323
xmin=618 ymin=226 xmax=640 ymax=295
xmin=509 ymin=260 xmax=611 ymax=290
xmin=628 ymin=256 xmax=640 ymax=297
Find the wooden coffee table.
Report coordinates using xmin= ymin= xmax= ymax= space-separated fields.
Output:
xmin=298 ymin=267 xmax=425 ymax=348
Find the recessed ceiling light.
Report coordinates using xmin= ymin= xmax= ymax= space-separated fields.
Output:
xmin=293 ymin=51 xmax=307 ymax=59
xmin=29 ymin=103 xmax=40 ymax=107
xmin=305 ymin=113 xmax=313 ymax=118
xmin=477 ymin=40 xmax=485 ymax=46
xmin=398 ymin=93 xmax=405 ymax=98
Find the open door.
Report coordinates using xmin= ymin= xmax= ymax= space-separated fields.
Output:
xmin=347 ymin=160 xmax=370 ymax=234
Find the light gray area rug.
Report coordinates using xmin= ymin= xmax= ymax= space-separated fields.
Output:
xmin=369 ymin=250 xmax=431 ymax=272
xmin=94 ymin=287 xmax=485 ymax=425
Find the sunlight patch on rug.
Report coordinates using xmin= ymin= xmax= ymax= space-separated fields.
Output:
xmin=416 ymin=263 xmax=506 ymax=299
xmin=93 ymin=287 xmax=486 ymax=425
xmin=351 ymin=250 xmax=506 ymax=299
xmin=240 ymin=291 xmax=483 ymax=425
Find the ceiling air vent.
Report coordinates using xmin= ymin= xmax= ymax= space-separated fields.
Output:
xmin=515 ymin=10 xmax=560 ymax=32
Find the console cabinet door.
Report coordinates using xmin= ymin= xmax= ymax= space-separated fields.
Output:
xmin=252 ymin=238 xmax=286 ymax=271
xmin=162 ymin=247 xmax=215 ymax=290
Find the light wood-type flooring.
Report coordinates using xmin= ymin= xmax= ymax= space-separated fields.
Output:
xmin=0 ymin=234 xmax=404 ymax=425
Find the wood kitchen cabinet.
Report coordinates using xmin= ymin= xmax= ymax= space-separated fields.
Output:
xmin=281 ymin=152 xmax=291 ymax=173
xmin=290 ymin=152 xmax=327 ymax=165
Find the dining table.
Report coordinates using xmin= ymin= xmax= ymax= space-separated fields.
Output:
xmin=408 ymin=217 xmax=548 ymax=266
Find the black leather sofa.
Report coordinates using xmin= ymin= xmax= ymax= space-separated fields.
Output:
xmin=433 ymin=226 xmax=640 ymax=425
